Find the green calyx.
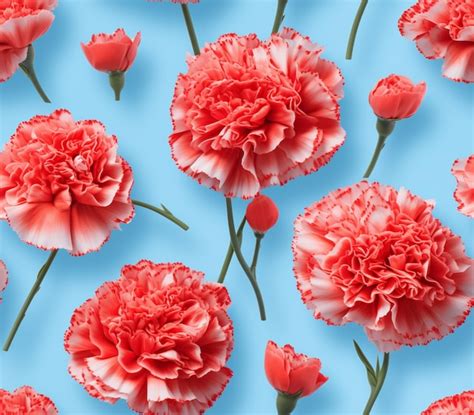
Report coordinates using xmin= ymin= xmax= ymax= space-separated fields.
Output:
xmin=276 ymin=391 xmax=301 ymax=415
xmin=108 ymin=71 xmax=125 ymax=101
xmin=376 ymin=117 xmax=396 ymax=138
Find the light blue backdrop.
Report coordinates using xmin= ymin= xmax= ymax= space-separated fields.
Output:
xmin=0 ymin=0 xmax=473 ymax=414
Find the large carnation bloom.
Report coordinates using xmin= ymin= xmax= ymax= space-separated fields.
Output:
xmin=0 ymin=386 xmax=58 ymax=414
xmin=293 ymin=181 xmax=473 ymax=352
xmin=65 ymin=260 xmax=234 ymax=415
xmin=170 ymin=28 xmax=345 ymax=198
xmin=422 ymin=390 xmax=474 ymax=414
xmin=0 ymin=0 xmax=57 ymax=82
xmin=0 ymin=109 xmax=134 ymax=256
xmin=452 ymin=155 xmax=474 ymax=218
xmin=399 ymin=0 xmax=474 ymax=83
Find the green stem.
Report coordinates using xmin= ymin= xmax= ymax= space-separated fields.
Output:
xmin=345 ymin=0 xmax=368 ymax=60
xmin=363 ymin=135 xmax=386 ymax=179
xmin=218 ymin=216 xmax=246 ymax=284
xmin=132 ymin=199 xmax=189 ymax=231
xmin=3 ymin=250 xmax=58 ymax=351
xmin=19 ymin=45 xmax=51 ymax=103
xmin=363 ymin=118 xmax=396 ymax=179
xmin=250 ymin=233 xmax=263 ymax=277
xmin=272 ymin=0 xmax=289 ymax=34
xmin=363 ymin=353 xmax=390 ymax=415
xmin=225 ymin=198 xmax=266 ymax=320
xmin=181 ymin=4 xmax=200 ymax=55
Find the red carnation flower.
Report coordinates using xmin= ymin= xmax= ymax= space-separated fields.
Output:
xmin=399 ymin=0 xmax=474 ymax=83
xmin=422 ymin=390 xmax=474 ymax=414
xmin=0 ymin=109 xmax=135 ymax=256
xmin=452 ymin=155 xmax=474 ymax=218
xmin=65 ymin=260 xmax=234 ymax=415
xmin=0 ymin=0 xmax=56 ymax=82
xmin=170 ymin=28 xmax=345 ymax=199
xmin=0 ymin=386 xmax=58 ymax=414
xmin=293 ymin=181 xmax=473 ymax=352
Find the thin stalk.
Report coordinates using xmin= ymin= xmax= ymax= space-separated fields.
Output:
xmin=363 ymin=135 xmax=386 ymax=179
xmin=19 ymin=45 xmax=51 ymax=103
xmin=250 ymin=233 xmax=263 ymax=277
xmin=272 ymin=0 xmax=289 ymax=34
xmin=363 ymin=353 xmax=390 ymax=415
xmin=181 ymin=4 xmax=200 ymax=55
xmin=345 ymin=0 xmax=368 ymax=60
xmin=132 ymin=199 xmax=189 ymax=231
xmin=225 ymin=198 xmax=266 ymax=320
xmin=363 ymin=118 xmax=396 ymax=179
xmin=3 ymin=250 xmax=58 ymax=351
xmin=218 ymin=216 xmax=246 ymax=284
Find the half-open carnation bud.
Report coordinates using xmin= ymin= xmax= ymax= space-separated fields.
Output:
xmin=246 ymin=195 xmax=279 ymax=234
xmin=369 ymin=74 xmax=426 ymax=120
xmin=81 ymin=28 xmax=141 ymax=100
xmin=265 ymin=341 xmax=328 ymax=414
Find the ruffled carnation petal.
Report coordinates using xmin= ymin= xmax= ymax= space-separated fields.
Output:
xmin=442 ymin=41 xmax=474 ymax=82
xmin=0 ymin=385 xmax=58 ymax=414
xmin=421 ymin=390 xmax=474 ymax=414
xmin=452 ymin=155 xmax=474 ymax=218
xmin=0 ymin=1 xmax=56 ymax=82
xmin=293 ymin=181 xmax=474 ymax=352
xmin=399 ymin=0 xmax=474 ymax=83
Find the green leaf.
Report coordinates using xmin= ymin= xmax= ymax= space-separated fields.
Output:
xmin=376 ymin=357 xmax=380 ymax=376
xmin=160 ymin=204 xmax=171 ymax=214
xmin=353 ymin=340 xmax=377 ymax=388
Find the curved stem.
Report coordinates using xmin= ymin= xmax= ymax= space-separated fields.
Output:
xmin=363 ymin=118 xmax=396 ymax=179
xmin=250 ymin=233 xmax=263 ymax=277
xmin=363 ymin=353 xmax=390 ymax=415
xmin=132 ymin=199 xmax=189 ymax=231
xmin=181 ymin=4 xmax=200 ymax=55
xmin=225 ymin=198 xmax=266 ymax=320
xmin=363 ymin=135 xmax=386 ymax=179
xmin=272 ymin=0 xmax=289 ymax=34
xmin=218 ymin=216 xmax=246 ymax=284
xmin=19 ymin=45 xmax=51 ymax=103
xmin=3 ymin=250 xmax=58 ymax=352
xmin=345 ymin=0 xmax=368 ymax=60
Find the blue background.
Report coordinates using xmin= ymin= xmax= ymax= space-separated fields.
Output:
xmin=0 ymin=0 xmax=473 ymax=414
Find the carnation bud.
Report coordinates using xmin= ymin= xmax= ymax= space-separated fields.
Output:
xmin=265 ymin=341 xmax=328 ymax=415
xmin=245 ymin=195 xmax=279 ymax=235
xmin=368 ymin=74 xmax=426 ymax=121
xmin=81 ymin=29 xmax=141 ymax=101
